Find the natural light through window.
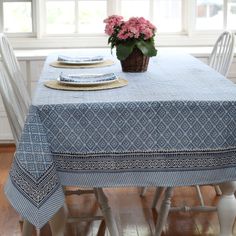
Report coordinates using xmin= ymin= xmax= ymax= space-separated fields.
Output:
xmin=46 ymin=1 xmax=75 ymax=34
xmin=196 ymin=0 xmax=224 ymax=30
xmin=120 ymin=0 xmax=182 ymax=33
xmin=78 ymin=0 xmax=107 ymax=34
xmin=228 ymin=0 xmax=236 ymax=29
xmin=0 ymin=0 xmax=235 ymax=47
xmin=3 ymin=1 xmax=32 ymax=33
xmin=153 ymin=0 xmax=182 ymax=32
xmin=120 ymin=0 xmax=149 ymax=20
xmin=45 ymin=0 xmax=107 ymax=34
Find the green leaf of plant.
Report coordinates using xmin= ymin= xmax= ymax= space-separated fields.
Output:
xmin=116 ymin=42 xmax=136 ymax=60
xmin=136 ymin=40 xmax=157 ymax=57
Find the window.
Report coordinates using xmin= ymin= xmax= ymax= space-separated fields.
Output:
xmin=227 ymin=0 xmax=236 ymax=29
xmin=0 ymin=0 xmax=235 ymax=48
xmin=0 ymin=0 xmax=34 ymax=35
xmin=195 ymin=0 xmax=236 ymax=30
xmin=45 ymin=1 xmax=75 ymax=34
xmin=120 ymin=0 xmax=182 ymax=33
xmin=120 ymin=0 xmax=149 ymax=20
xmin=153 ymin=0 xmax=182 ymax=32
xmin=45 ymin=0 xmax=107 ymax=35
xmin=196 ymin=0 xmax=224 ymax=30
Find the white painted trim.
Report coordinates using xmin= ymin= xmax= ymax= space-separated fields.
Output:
xmin=107 ymin=0 xmax=120 ymax=15
xmin=31 ymin=0 xmax=37 ymax=36
xmin=9 ymin=33 xmax=236 ymax=49
xmin=75 ymin=0 xmax=79 ymax=34
xmin=12 ymin=47 xmax=236 ymax=60
xmin=0 ymin=139 xmax=14 ymax=144
xmin=223 ymin=0 xmax=228 ymax=29
xmin=0 ymin=1 xmax=3 ymax=32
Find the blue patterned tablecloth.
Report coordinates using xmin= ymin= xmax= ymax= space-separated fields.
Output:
xmin=5 ymin=49 xmax=236 ymax=228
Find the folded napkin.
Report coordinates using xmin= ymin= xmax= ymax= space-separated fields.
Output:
xmin=59 ymin=73 xmax=117 ymax=84
xmin=58 ymin=55 xmax=104 ymax=62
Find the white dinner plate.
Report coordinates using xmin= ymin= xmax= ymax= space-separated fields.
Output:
xmin=57 ymin=73 xmax=118 ymax=86
xmin=57 ymin=55 xmax=104 ymax=65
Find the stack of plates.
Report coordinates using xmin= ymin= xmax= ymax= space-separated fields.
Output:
xmin=58 ymin=73 xmax=118 ymax=86
xmin=57 ymin=55 xmax=104 ymax=65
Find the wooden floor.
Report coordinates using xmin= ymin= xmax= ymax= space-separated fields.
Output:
xmin=1 ymin=145 xmax=236 ymax=236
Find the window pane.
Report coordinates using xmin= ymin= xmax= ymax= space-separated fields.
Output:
xmin=46 ymin=1 xmax=75 ymax=34
xmin=153 ymin=0 xmax=182 ymax=32
xmin=121 ymin=0 xmax=149 ymax=20
xmin=78 ymin=0 xmax=107 ymax=33
xmin=3 ymin=2 xmax=32 ymax=33
xmin=196 ymin=0 xmax=223 ymax=30
xmin=228 ymin=0 xmax=236 ymax=29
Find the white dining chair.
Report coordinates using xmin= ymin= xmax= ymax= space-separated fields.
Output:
xmin=0 ymin=33 xmax=38 ymax=236
xmin=209 ymin=31 xmax=235 ymax=77
xmin=0 ymin=34 xmax=30 ymax=143
xmin=0 ymin=33 xmax=119 ymax=236
xmin=141 ymin=31 xmax=235 ymax=236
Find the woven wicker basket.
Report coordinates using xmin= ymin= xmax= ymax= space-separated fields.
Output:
xmin=120 ymin=47 xmax=149 ymax=72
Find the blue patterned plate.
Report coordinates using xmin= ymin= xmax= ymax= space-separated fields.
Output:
xmin=57 ymin=55 xmax=104 ymax=65
xmin=57 ymin=73 xmax=118 ymax=85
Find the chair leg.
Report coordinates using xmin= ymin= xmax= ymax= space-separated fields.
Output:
xmin=140 ymin=187 xmax=147 ymax=197
xmin=214 ymin=185 xmax=222 ymax=196
xmin=22 ymin=220 xmax=34 ymax=236
xmin=152 ymin=187 xmax=166 ymax=209
xmin=154 ymin=187 xmax=173 ymax=236
xmin=217 ymin=181 xmax=236 ymax=236
xmin=94 ymin=188 xmax=120 ymax=236
xmin=195 ymin=185 xmax=205 ymax=206
xmin=49 ymin=206 xmax=67 ymax=236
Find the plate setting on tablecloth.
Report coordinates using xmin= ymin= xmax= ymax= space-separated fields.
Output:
xmin=57 ymin=55 xmax=104 ymax=65
xmin=58 ymin=72 xmax=118 ymax=86
xmin=44 ymin=72 xmax=128 ymax=91
xmin=50 ymin=55 xmax=115 ymax=68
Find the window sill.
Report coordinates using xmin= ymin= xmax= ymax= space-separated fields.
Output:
xmin=9 ymin=33 xmax=233 ymax=50
xmin=14 ymin=46 xmax=216 ymax=61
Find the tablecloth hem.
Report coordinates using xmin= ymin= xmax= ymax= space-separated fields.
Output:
xmin=4 ymin=177 xmax=65 ymax=229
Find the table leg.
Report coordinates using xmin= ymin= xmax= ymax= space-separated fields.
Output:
xmin=217 ymin=181 xmax=236 ymax=236
xmin=152 ymin=187 xmax=166 ymax=209
xmin=49 ymin=205 xmax=67 ymax=236
xmin=95 ymin=188 xmax=120 ymax=236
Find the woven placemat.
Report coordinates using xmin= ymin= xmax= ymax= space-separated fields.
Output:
xmin=50 ymin=59 xmax=115 ymax=69
xmin=44 ymin=78 xmax=128 ymax=91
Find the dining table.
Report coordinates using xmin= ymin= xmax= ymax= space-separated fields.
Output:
xmin=4 ymin=48 xmax=236 ymax=236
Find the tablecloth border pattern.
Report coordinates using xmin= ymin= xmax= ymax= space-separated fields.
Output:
xmin=53 ymin=149 xmax=236 ymax=172
xmin=5 ymin=178 xmax=65 ymax=229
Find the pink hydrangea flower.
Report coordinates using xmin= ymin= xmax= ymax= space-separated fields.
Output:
xmin=103 ymin=15 xmax=124 ymax=36
xmin=114 ymin=17 xmax=156 ymax=41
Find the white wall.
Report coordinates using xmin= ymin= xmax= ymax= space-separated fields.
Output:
xmin=1 ymin=51 xmax=236 ymax=143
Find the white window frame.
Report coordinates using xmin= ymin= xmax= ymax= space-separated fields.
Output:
xmin=0 ymin=0 xmax=37 ymax=37
xmin=2 ymin=0 xmax=236 ymax=49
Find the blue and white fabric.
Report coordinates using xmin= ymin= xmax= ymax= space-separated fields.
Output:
xmin=5 ymin=49 xmax=236 ymax=228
